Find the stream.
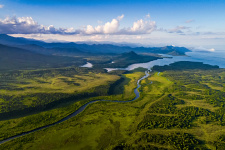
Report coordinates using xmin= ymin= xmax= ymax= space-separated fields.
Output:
xmin=0 ymin=70 xmax=150 ymax=145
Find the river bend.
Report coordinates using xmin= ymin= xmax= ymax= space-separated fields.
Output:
xmin=0 ymin=70 xmax=150 ymax=145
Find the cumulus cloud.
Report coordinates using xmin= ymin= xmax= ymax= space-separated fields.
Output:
xmin=0 ymin=14 xmax=157 ymax=35
xmin=0 ymin=16 xmax=77 ymax=34
xmin=83 ymin=14 xmax=123 ymax=34
xmin=0 ymin=5 xmax=4 ymax=8
xmin=128 ymin=19 xmax=156 ymax=34
xmin=0 ymin=16 xmax=41 ymax=34
xmin=82 ymin=14 xmax=156 ymax=35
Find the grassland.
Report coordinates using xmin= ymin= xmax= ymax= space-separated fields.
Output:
xmin=0 ymin=72 xmax=118 ymax=95
xmin=0 ymin=67 xmax=121 ymax=114
xmin=1 ymin=62 xmax=225 ymax=149
xmin=0 ymin=67 xmax=145 ymax=143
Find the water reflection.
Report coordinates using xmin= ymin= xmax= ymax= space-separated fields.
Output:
xmin=105 ymin=51 xmax=225 ymax=72
xmin=80 ymin=62 xmax=93 ymax=68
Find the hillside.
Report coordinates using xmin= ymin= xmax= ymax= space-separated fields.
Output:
xmin=0 ymin=44 xmax=84 ymax=71
xmin=0 ymin=34 xmax=191 ymax=56
xmin=91 ymin=51 xmax=160 ymax=68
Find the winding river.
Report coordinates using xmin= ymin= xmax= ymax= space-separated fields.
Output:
xmin=2 ymin=50 xmax=225 ymax=145
xmin=0 ymin=70 xmax=150 ymax=145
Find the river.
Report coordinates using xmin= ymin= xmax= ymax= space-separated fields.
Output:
xmin=80 ymin=62 xmax=93 ymax=68
xmin=0 ymin=71 xmax=150 ymax=145
xmin=1 ymin=50 xmax=225 ymax=145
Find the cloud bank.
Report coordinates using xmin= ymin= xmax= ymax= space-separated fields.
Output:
xmin=168 ymin=26 xmax=190 ymax=33
xmin=0 ymin=15 xmax=156 ymax=35
xmin=0 ymin=16 xmax=76 ymax=34
xmin=194 ymin=46 xmax=216 ymax=52
xmin=0 ymin=5 xmax=4 ymax=8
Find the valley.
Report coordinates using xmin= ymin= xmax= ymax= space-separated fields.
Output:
xmin=0 ymin=35 xmax=225 ymax=150
xmin=1 ymin=0 xmax=224 ymax=149
xmin=0 ymin=61 xmax=225 ymax=149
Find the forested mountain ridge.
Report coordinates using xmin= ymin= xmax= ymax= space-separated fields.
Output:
xmin=0 ymin=34 xmax=191 ymax=55
xmin=0 ymin=44 xmax=84 ymax=71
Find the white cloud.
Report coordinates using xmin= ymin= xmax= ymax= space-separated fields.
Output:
xmin=86 ymin=25 xmax=96 ymax=34
xmin=129 ymin=19 xmax=156 ymax=34
xmin=103 ymin=18 xmax=120 ymax=33
xmin=0 ymin=5 xmax=4 ymax=8
xmin=136 ymin=36 xmax=142 ymax=39
xmin=0 ymin=16 xmax=41 ymax=34
xmin=0 ymin=14 xmax=157 ymax=35
xmin=18 ymin=17 xmax=36 ymax=25
xmin=209 ymin=48 xmax=215 ymax=52
xmin=84 ymin=14 xmax=123 ymax=34
xmin=81 ymin=14 xmax=156 ymax=35
xmin=194 ymin=46 xmax=216 ymax=52
xmin=0 ymin=16 xmax=75 ymax=34
xmin=117 ymin=14 xmax=124 ymax=21
xmin=97 ymin=20 xmax=103 ymax=24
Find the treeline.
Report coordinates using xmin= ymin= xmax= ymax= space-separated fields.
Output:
xmin=214 ymin=135 xmax=225 ymax=149
xmin=162 ymin=69 xmax=225 ymax=126
xmin=152 ymin=61 xmax=219 ymax=72
xmin=115 ymin=65 xmax=225 ymax=149
xmin=114 ymin=132 xmax=204 ymax=150
xmin=138 ymin=94 xmax=212 ymax=129
xmin=0 ymin=66 xmax=107 ymax=80
xmin=0 ymin=66 xmax=122 ymax=120
xmin=139 ymin=94 xmax=225 ymax=129
xmin=92 ymin=51 xmax=160 ymax=69
xmin=0 ymin=80 xmax=113 ymax=120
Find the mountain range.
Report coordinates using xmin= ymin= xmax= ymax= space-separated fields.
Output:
xmin=0 ymin=34 xmax=190 ymax=56
xmin=0 ymin=34 xmax=191 ymax=71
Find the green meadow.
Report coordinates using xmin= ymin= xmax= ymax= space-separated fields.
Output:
xmin=1 ymin=62 xmax=225 ymax=149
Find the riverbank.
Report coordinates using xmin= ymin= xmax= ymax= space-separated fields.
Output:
xmin=0 ymin=70 xmax=150 ymax=145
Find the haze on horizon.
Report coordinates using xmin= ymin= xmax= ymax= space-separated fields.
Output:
xmin=0 ymin=0 xmax=224 ymax=51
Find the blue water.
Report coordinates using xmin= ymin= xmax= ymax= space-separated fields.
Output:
xmin=1 ymin=50 xmax=225 ymax=145
xmin=106 ymin=50 xmax=225 ymax=72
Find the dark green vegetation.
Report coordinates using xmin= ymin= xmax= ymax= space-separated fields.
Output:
xmin=1 ymin=34 xmax=224 ymax=149
xmin=115 ymin=132 xmax=202 ymax=150
xmin=0 ymin=44 xmax=85 ymax=71
xmin=0 ymin=34 xmax=191 ymax=71
xmin=0 ymin=43 xmax=160 ymax=71
xmin=152 ymin=61 xmax=219 ymax=71
xmin=93 ymin=51 xmax=159 ymax=68
xmin=0 ymin=34 xmax=194 ymax=74
xmin=0 ymin=66 xmax=119 ymax=117
xmin=0 ymin=66 xmax=144 ymax=142
xmin=1 ymin=61 xmax=225 ymax=149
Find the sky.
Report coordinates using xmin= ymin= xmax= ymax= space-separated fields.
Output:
xmin=0 ymin=0 xmax=225 ymax=50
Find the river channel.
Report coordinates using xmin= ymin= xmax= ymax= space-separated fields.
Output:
xmin=1 ymin=50 xmax=225 ymax=145
xmin=0 ymin=71 xmax=150 ymax=145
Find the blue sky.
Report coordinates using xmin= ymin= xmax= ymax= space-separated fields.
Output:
xmin=0 ymin=0 xmax=225 ymax=50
